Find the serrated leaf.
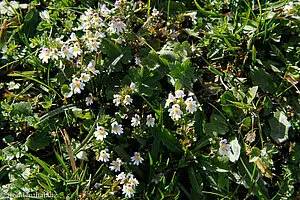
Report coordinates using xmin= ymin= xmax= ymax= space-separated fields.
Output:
xmin=26 ymin=132 xmax=51 ymax=151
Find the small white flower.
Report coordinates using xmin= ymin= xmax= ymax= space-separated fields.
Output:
xmin=50 ymin=48 xmax=59 ymax=60
xmin=60 ymin=45 xmax=73 ymax=60
xmin=175 ymin=90 xmax=185 ymax=99
xmin=165 ymin=93 xmax=175 ymax=108
xmin=146 ymin=114 xmax=155 ymax=127
xmin=99 ymin=150 xmax=110 ymax=162
xmin=116 ymin=172 xmax=127 ymax=184
xmin=131 ymin=114 xmax=140 ymax=127
xmin=86 ymin=93 xmax=94 ymax=106
xmin=69 ymin=78 xmax=85 ymax=94
xmin=95 ymin=31 xmax=106 ymax=38
xmin=80 ymin=73 xmax=90 ymax=82
xmin=131 ymin=152 xmax=144 ymax=166
xmin=283 ymin=2 xmax=294 ymax=14
xmin=86 ymin=38 xmax=99 ymax=52
xmin=100 ymin=4 xmax=111 ymax=16
xmin=6 ymin=81 xmax=20 ymax=90
xmin=39 ymin=10 xmax=50 ymax=21
xmin=109 ymin=158 xmax=122 ymax=172
xmin=70 ymin=43 xmax=82 ymax=57
xmin=185 ymin=12 xmax=197 ymax=24
xmin=128 ymin=176 xmax=139 ymax=186
xmin=135 ymin=56 xmax=141 ymax=66
xmin=123 ymin=95 xmax=133 ymax=105
xmin=109 ymin=18 xmax=126 ymax=34
xmin=152 ymin=7 xmax=160 ymax=16
xmin=91 ymin=13 xmax=103 ymax=26
xmin=185 ymin=97 xmax=197 ymax=114
xmin=70 ymin=32 xmax=78 ymax=41
xmin=111 ymin=122 xmax=123 ymax=135
xmin=130 ymin=82 xmax=136 ymax=91
xmin=122 ymin=184 xmax=135 ymax=198
xmin=38 ymin=47 xmax=51 ymax=63
xmin=87 ymin=60 xmax=100 ymax=75
xmin=113 ymin=94 xmax=122 ymax=106
xmin=168 ymin=104 xmax=183 ymax=121
xmin=94 ymin=125 xmax=108 ymax=141
xmin=219 ymin=139 xmax=231 ymax=156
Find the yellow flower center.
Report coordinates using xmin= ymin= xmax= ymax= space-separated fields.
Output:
xmin=74 ymin=83 xmax=80 ymax=88
xmin=173 ymin=109 xmax=179 ymax=114
xmin=221 ymin=145 xmax=227 ymax=151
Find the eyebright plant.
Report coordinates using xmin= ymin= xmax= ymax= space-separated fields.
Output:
xmin=0 ymin=0 xmax=299 ymax=199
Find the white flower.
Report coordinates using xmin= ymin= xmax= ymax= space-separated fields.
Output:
xmin=84 ymin=8 xmax=93 ymax=17
xmin=109 ymin=18 xmax=126 ymax=34
xmin=38 ymin=47 xmax=51 ymax=63
xmin=185 ymin=12 xmax=197 ymax=24
xmin=130 ymin=82 xmax=136 ymax=91
xmin=60 ymin=45 xmax=73 ymax=60
xmin=146 ymin=114 xmax=155 ymax=127
xmin=175 ymin=90 xmax=185 ymax=98
xmin=131 ymin=152 xmax=144 ymax=166
xmin=70 ymin=32 xmax=78 ymax=41
xmin=123 ymin=95 xmax=133 ymax=105
xmin=95 ymin=31 xmax=106 ymax=38
xmin=185 ymin=97 xmax=197 ymax=114
xmin=219 ymin=139 xmax=231 ymax=156
xmin=86 ymin=38 xmax=99 ymax=52
xmin=100 ymin=4 xmax=111 ymax=16
xmin=165 ymin=93 xmax=175 ymax=108
xmin=116 ymin=172 xmax=127 ymax=184
xmin=99 ymin=150 xmax=110 ymax=162
xmin=128 ymin=176 xmax=139 ymax=186
xmin=131 ymin=114 xmax=140 ymax=127
xmin=168 ymin=104 xmax=183 ymax=121
xmin=152 ymin=7 xmax=160 ymax=16
xmin=6 ymin=81 xmax=20 ymax=90
xmin=39 ymin=10 xmax=50 ymax=21
xmin=70 ymin=43 xmax=82 ymax=57
xmin=109 ymin=158 xmax=122 ymax=172
xmin=111 ymin=122 xmax=123 ymax=135
xmin=113 ymin=94 xmax=122 ymax=106
xmin=69 ymin=78 xmax=85 ymax=94
xmin=87 ymin=60 xmax=100 ymax=75
xmin=50 ymin=48 xmax=59 ymax=60
xmin=283 ymin=2 xmax=294 ymax=14
xmin=135 ymin=56 xmax=141 ymax=66
xmin=86 ymin=93 xmax=94 ymax=106
xmin=94 ymin=125 xmax=108 ymax=141
xmin=80 ymin=73 xmax=90 ymax=82
xmin=91 ymin=13 xmax=103 ymax=26
xmin=122 ymin=184 xmax=135 ymax=198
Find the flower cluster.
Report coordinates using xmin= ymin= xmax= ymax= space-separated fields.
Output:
xmin=116 ymin=172 xmax=139 ymax=198
xmin=165 ymin=90 xmax=199 ymax=121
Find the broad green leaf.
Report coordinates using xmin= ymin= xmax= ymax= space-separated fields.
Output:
xmin=268 ymin=111 xmax=290 ymax=143
xmin=249 ymin=147 xmax=261 ymax=162
xmin=204 ymin=113 xmax=229 ymax=136
xmin=251 ymin=68 xmax=277 ymax=94
xmin=229 ymin=138 xmax=241 ymax=162
xmin=188 ymin=167 xmax=203 ymax=197
xmin=26 ymin=132 xmax=51 ymax=151
xmin=160 ymin=128 xmax=182 ymax=154
xmin=246 ymin=86 xmax=258 ymax=104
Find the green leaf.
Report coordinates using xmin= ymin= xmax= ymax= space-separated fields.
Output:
xmin=204 ymin=113 xmax=229 ymax=136
xmin=268 ymin=111 xmax=290 ymax=143
xmin=251 ymin=68 xmax=277 ymax=94
xmin=249 ymin=147 xmax=261 ymax=162
xmin=169 ymin=59 xmax=194 ymax=89
xmin=22 ymin=8 xmax=39 ymax=38
xmin=229 ymin=138 xmax=241 ymax=162
xmin=160 ymin=127 xmax=182 ymax=154
xmin=26 ymin=132 xmax=51 ymax=151
xmin=246 ymin=86 xmax=258 ymax=104
xmin=188 ymin=167 xmax=203 ymax=197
